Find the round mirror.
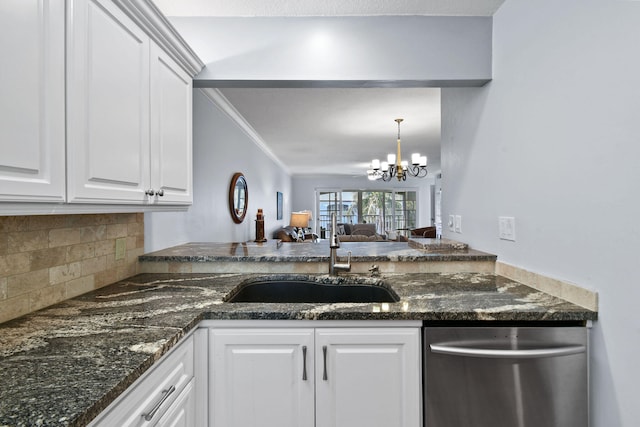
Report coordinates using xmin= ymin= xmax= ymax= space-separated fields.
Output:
xmin=229 ymin=172 xmax=248 ymax=224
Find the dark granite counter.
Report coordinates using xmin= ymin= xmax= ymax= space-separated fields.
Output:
xmin=0 ymin=272 xmax=597 ymax=426
xmin=138 ymin=240 xmax=495 ymax=263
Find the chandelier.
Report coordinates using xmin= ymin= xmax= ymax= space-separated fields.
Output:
xmin=367 ymin=118 xmax=428 ymax=181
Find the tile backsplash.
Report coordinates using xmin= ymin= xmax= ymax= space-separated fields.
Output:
xmin=0 ymin=213 xmax=143 ymax=324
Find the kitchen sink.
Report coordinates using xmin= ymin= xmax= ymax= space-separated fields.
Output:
xmin=223 ymin=276 xmax=400 ymax=303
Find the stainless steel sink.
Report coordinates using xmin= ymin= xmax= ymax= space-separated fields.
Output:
xmin=223 ymin=275 xmax=400 ymax=303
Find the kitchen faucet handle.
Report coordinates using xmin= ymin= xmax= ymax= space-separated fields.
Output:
xmin=369 ymin=264 xmax=380 ymax=277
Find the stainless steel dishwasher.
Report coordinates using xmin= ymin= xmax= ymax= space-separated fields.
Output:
xmin=424 ymin=325 xmax=588 ymax=427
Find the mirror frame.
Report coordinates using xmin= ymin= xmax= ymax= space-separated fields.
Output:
xmin=229 ymin=172 xmax=248 ymax=224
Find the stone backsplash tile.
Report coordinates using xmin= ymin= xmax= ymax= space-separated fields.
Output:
xmin=8 ymin=230 xmax=49 ymax=253
xmin=0 ymin=213 xmax=143 ymax=324
xmin=0 ymin=278 xmax=7 ymax=299
xmin=30 ymin=246 xmax=67 ymax=270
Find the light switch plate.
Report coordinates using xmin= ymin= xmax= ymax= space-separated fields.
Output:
xmin=115 ymin=237 xmax=126 ymax=260
xmin=454 ymin=215 xmax=462 ymax=233
xmin=448 ymin=215 xmax=455 ymax=232
xmin=499 ymin=216 xmax=516 ymax=241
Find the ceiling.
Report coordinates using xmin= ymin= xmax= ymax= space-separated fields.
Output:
xmin=154 ymin=0 xmax=505 ymax=177
xmin=153 ymin=0 xmax=505 ymax=17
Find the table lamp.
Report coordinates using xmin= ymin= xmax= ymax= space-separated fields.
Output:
xmin=290 ymin=212 xmax=310 ymax=241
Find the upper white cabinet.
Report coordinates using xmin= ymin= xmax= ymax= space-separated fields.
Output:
xmin=67 ymin=0 xmax=152 ymax=204
xmin=149 ymin=43 xmax=193 ymax=204
xmin=0 ymin=0 xmax=66 ymax=202
xmin=67 ymin=0 xmax=193 ymax=205
xmin=0 ymin=0 xmax=202 ymax=212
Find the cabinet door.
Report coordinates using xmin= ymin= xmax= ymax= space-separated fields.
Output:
xmin=67 ymin=0 xmax=150 ymax=203
xmin=210 ymin=328 xmax=315 ymax=427
xmin=149 ymin=43 xmax=193 ymax=205
xmin=0 ymin=0 xmax=65 ymax=202
xmin=315 ymin=328 xmax=421 ymax=427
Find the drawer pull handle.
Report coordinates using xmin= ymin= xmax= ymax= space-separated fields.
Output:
xmin=155 ymin=189 xmax=164 ymax=197
xmin=322 ymin=345 xmax=328 ymax=381
xmin=143 ymin=385 xmax=176 ymax=421
xmin=145 ymin=189 xmax=155 ymax=196
xmin=302 ymin=345 xmax=308 ymax=381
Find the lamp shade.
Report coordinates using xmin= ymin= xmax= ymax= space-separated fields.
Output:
xmin=290 ymin=212 xmax=310 ymax=228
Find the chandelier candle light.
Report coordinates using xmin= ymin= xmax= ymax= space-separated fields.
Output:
xmin=368 ymin=118 xmax=428 ymax=181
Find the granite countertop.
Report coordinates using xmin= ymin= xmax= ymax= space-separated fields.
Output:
xmin=0 ymin=272 xmax=597 ymax=426
xmin=138 ymin=239 xmax=496 ymax=263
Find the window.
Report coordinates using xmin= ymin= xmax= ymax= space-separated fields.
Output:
xmin=316 ymin=189 xmax=417 ymax=234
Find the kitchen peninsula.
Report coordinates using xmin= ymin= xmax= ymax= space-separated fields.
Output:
xmin=0 ymin=240 xmax=597 ymax=426
xmin=137 ymin=239 xmax=497 ymax=274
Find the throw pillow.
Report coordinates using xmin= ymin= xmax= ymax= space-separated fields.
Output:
xmin=351 ymin=223 xmax=376 ymax=237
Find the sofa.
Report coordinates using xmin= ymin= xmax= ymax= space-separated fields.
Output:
xmin=273 ymin=226 xmax=318 ymax=242
xmin=334 ymin=223 xmax=386 ymax=242
xmin=410 ymin=226 xmax=437 ymax=238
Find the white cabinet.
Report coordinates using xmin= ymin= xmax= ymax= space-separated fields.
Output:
xmin=90 ymin=334 xmax=198 ymax=427
xmin=149 ymin=43 xmax=193 ymax=204
xmin=67 ymin=0 xmax=192 ymax=205
xmin=209 ymin=326 xmax=421 ymax=427
xmin=67 ymin=0 xmax=151 ymax=204
xmin=316 ymin=328 xmax=422 ymax=427
xmin=0 ymin=0 xmax=66 ymax=202
xmin=210 ymin=328 xmax=315 ymax=427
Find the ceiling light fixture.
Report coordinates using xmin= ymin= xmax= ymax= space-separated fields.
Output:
xmin=367 ymin=119 xmax=428 ymax=181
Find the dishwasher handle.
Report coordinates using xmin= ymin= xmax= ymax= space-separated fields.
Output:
xmin=429 ymin=343 xmax=586 ymax=359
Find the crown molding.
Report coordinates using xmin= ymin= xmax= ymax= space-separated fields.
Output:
xmin=111 ymin=0 xmax=204 ymax=76
xmin=198 ymin=88 xmax=291 ymax=174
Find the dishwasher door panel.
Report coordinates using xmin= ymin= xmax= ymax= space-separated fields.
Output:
xmin=424 ymin=327 xmax=588 ymax=427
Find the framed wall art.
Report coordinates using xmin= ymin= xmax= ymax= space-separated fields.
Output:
xmin=276 ymin=191 xmax=283 ymax=220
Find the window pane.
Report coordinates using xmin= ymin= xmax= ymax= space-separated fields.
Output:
xmin=361 ymin=191 xmax=386 ymax=233
xmin=341 ymin=191 xmax=358 ymax=224
xmin=316 ymin=189 xmax=418 ymax=236
xmin=318 ymin=191 xmax=339 ymax=231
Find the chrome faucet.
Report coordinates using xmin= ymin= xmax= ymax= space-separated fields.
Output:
xmin=329 ymin=213 xmax=351 ymax=275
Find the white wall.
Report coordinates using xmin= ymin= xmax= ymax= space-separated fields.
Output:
xmin=145 ymin=89 xmax=291 ymax=251
xmin=169 ymin=16 xmax=492 ymax=86
xmin=441 ymin=1 xmax=640 ymax=425
xmin=292 ymin=174 xmax=434 ymax=231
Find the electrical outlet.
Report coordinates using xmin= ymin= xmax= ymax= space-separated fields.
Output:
xmin=448 ymin=215 xmax=455 ymax=232
xmin=115 ymin=238 xmax=126 ymax=260
xmin=455 ymin=215 xmax=462 ymax=233
xmin=499 ymin=217 xmax=516 ymax=241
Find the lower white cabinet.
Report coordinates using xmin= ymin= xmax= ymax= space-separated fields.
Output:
xmin=90 ymin=333 xmax=199 ymax=427
xmin=210 ymin=328 xmax=315 ymax=427
xmin=315 ymin=328 xmax=422 ymax=427
xmin=209 ymin=326 xmax=421 ymax=427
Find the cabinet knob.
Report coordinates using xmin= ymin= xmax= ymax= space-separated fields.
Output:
xmin=155 ymin=189 xmax=164 ymax=197
xmin=145 ymin=189 xmax=155 ymax=196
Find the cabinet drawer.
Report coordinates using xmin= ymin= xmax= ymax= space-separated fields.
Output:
xmin=91 ymin=335 xmax=194 ymax=426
